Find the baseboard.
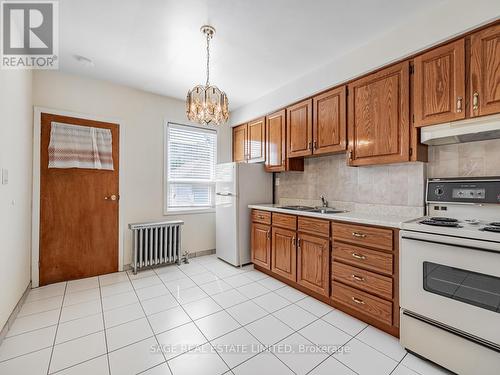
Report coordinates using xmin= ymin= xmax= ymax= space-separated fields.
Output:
xmin=0 ymin=282 xmax=31 ymax=346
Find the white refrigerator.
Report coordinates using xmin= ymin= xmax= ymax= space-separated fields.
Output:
xmin=216 ymin=162 xmax=272 ymax=266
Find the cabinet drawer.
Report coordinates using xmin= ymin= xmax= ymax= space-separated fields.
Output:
xmin=332 ymin=262 xmax=392 ymax=300
xmin=331 ymin=281 xmax=392 ymax=325
xmin=298 ymin=216 xmax=330 ymax=237
xmin=332 ymin=222 xmax=393 ymax=251
xmin=272 ymin=213 xmax=297 ymax=230
xmin=252 ymin=210 xmax=271 ymax=225
xmin=333 ymin=243 xmax=393 ymax=275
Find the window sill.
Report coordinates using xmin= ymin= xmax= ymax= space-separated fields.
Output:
xmin=164 ymin=207 xmax=215 ymax=216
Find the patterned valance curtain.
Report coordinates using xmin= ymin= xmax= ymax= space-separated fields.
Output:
xmin=48 ymin=122 xmax=114 ymax=170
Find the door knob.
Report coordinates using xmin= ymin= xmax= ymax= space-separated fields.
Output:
xmin=105 ymin=194 xmax=118 ymax=201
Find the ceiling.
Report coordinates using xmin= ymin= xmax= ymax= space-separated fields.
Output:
xmin=59 ymin=0 xmax=444 ymax=110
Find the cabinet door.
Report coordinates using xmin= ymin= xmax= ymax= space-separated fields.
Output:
xmin=247 ymin=117 xmax=265 ymax=163
xmin=287 ymin=99 xmax=313 ymax=158
xmin=414 ymin=39 xmax=465 ymax=127
xmin=271 ymin=227 xmax=297 ymax=282
xmin=251 ymin=223 xmax=271 ymax=269
xmin=313 ymin=87 xmax=347 ymax=155
xmin=233 ymin=124 xmax=247 ymax=163
xmin=297 ymin=233 xmax=329 ymax=296
xmin=348 ymin=62 xmax=410 ymax=166
xmin=470 ymin=24 xmax=500 ymax=117
xmin=265 ymin=110 xmax=286 ymax=172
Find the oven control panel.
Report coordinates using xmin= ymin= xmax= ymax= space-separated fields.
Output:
xmin=427 ymin=178 xmax=500 ymax=204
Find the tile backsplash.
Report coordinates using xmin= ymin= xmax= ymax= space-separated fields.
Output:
xmin=275 ymin=154 xmax=426 ymax=209
xmin=427 ymin=139 xmax=500 ymax=178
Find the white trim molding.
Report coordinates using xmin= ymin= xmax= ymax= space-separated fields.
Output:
xmin=32 ymin=106 xmax=124 ymax=287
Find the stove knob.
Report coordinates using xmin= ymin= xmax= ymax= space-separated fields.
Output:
xmin=435 ymin=188 xmax=444 ymax=196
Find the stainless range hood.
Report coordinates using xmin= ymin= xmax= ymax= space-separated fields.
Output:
xmin=420 ymin=114 xmax=500 ymax=145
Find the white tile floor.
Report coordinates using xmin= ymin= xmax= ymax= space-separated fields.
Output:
xmin=0 ymin=255 xmax=453 ymax=375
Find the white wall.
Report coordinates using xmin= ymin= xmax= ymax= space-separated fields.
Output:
xmin=230 ymin=0 xmax=500 ymax=125
xmin=33 ymin=71 xmax=223 ymax=266
xmin=0 ymin=70 xmax=33 ymax=329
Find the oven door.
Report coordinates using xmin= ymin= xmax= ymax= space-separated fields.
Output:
xmin=400 ymin=230 xmax=500 ymax=346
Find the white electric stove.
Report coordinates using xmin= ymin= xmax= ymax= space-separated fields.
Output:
xmin=400 ymin=177 xmax=500 ymax=375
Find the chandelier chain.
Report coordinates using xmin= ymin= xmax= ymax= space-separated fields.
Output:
xmin=205 ymin=33 xmax=210 ymax=86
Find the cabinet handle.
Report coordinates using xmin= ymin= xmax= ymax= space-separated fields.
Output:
xmin=292 ymin=237 xmax=296 ymax=246
xmin=456 ymin=97 xmax=463 ymax=113
xmin=352 ymin=253 xmax=366 ymax=260
xmin=313 ymin=140 xmax=317 ymax=150
xmin=308 ymin=141 xmax=312 ymax=151
xmin=352 ymin=232 xmax=366 ymax=238
xmin=298 ymin=238 xmax=301 ymax=249
xmin=348 ymin=150 xmax=353 ymax=160
xmin=352 ymin=274 xmax=365 ymax=282
xmin=266 ymin=230 xmax=270 ymax=240
xmin=351 ymin=297 xmax=365 ymax=305
xmin=473 ymin=92 xmax=479 ymax=111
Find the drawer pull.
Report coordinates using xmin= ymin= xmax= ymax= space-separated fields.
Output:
xmin=351 ymin=297 xmax=365 ymax=305
xmin=351 ymin=274 xmax=365 ymax=282
xmin=258 ymin=215 xmax=264 ymax=219
xmin=352 ymin=232 xmax=366 ymax=238
xmin=351 ymin=253 xmax=366 ymax=260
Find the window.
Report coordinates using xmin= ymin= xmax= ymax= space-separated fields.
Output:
xmin=165 ymin=123 xmax=217 ymax=213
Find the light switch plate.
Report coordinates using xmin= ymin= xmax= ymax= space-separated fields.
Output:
xmin=1 ymin=168 xmax=8 ymax=185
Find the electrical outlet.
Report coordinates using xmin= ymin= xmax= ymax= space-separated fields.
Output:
xmin=1 ymin=168 xmax=8 ymax=185
xmin=275 ymin=177 xmax=280 ymax=186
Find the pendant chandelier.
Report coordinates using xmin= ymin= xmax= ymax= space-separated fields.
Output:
xmin=186 ymin=25 xmax=229 ymax=125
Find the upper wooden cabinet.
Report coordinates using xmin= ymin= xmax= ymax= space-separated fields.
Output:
xmin=470 ymin=23 xmax=500 ymax=117
xmin=232 ymin=124 xmax=247 ymax=163
xmin=287 ymin=99 xmax=313 ymax=158
xmin=414 ymin=39 xmax=466 ymax=127
xmin=247 ymin=117 xmax=266 ymax=163
xmin=265 ymin=110 xmax=287 ymax=171
xmin=313 ymin=87 xmax=347 ymax=154
xmin=348 ymin=62 xmax=410 ymax=166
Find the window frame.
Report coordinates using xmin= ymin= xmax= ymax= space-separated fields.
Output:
xmin=163 ymin=122 xmax=217 ymax=215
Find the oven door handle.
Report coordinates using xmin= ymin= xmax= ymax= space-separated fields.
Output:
xmin=401 ymin=231 xmax=500 ymax=253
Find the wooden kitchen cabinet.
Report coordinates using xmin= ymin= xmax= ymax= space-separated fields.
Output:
xmin=271 ymin=227 xmax=297 ymax=282
xmin=347 ymin=62 xmax=410 ymax=166
xmin=287 ymin=99 xmax=313 ymax=158
xmin=251 ymin=223 xmax=271 ymax=269
xmin=247 ymin=117 xmax=265 ymax=163
xmin=414 ymin=39 xmax=466 ymax=127
xmin=313 ymin=86 xmax=347 ymax=154
xmin=265 ymin=109 xmax=303 ymax=172
xmin=470 ymin=23 xmax=500 ymax=117
xmin=297 ymin=233 xmax=329 ymax=296
xmin=232 ymin=124 xmax=247 ymax=162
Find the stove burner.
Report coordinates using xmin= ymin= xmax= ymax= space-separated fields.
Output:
xmin=483 ymin=226 xmax=500 ymax=233
xmin=488 ymin=222 xmax=500 ymax=227
xmin=419 ymin=219 xmax=461 ymax=228
xmin=429 ymin=217 xmax=459 ymax=223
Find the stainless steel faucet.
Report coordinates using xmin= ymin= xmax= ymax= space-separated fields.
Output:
xmin=320 ymin=195 xmax=328 ymax=208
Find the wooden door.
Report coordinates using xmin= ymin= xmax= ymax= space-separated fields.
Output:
xmin=414 ymin=39 xmax=465 ymax=127
xmin=271 ymin=227 xmax=297 ymax=282
xmin=287 ymin=99 xmax=313 ymax=158
xmin=470 ymin=24 xmax=500 ymax=117
xmin=265 ymin=110 xmax=286 ymax=172
xmin=313 ymin=87 xmax=347 ymax=155
xmin=297 ymin=234 xmax=329 ymax=296
xmin=40 ymin=113 xmax=119 ymax=285
xmin=251 ymin=223 xmax=271 ymax=269
xmin=348 ymin=62 xmax=410 ymax=166
xmin=247 ymin=117 xmax=265 ymax=163
xmin=232 ymin=124 xmax=248 ymax=162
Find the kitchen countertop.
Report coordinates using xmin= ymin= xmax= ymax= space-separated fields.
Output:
xmin=248 ymin=204 xmax=419 ymax=228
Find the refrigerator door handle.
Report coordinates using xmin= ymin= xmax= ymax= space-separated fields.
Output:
xmin=216 ymin=192 xmax=234 ymax=196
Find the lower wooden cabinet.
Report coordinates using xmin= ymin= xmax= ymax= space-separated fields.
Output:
xmin=297 ymin=233 xmax=329 ymax=296
xmin=251 ymin=223 xmax=271 ymax=269
xmin=271 ymin=227 xmax=297 ymax=281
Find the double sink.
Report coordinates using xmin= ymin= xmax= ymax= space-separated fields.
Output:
xmin=277 ymin=205 xmax=347 ymax=215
